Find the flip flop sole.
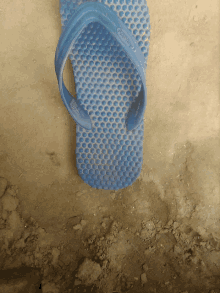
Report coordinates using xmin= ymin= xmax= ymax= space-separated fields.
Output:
xmin=59 ymin=0 xmax=150 ymax=190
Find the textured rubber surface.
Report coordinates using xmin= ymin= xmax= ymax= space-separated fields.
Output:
xmin=59 ymin=0 xmax=150 ymax=190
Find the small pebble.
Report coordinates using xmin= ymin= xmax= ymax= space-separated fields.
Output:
xmin=143 ymin=263 xmax=149 ymax=271
xmin=77 ymin=258 xmax=102 ymax=285
xmin=173 ymin=222 xmax=180 ymax=230
xmin=80 ymin=220 xmax=87 ymax=226
xmin=8 ymin=210 xmax=24 ymax=233
xmin=73 ymin=224 xmax=82 ymax=230
xmin=140 ymin=273 xmax=147 ymax=284
xmin=102 ymin=259 xmax=108 ymax=268
xmin=102 ymin=222 xmax=106 ymax=228
xmin=1 ymin=194 xmax=19 ymax=212
xmin=166 ymin=219 xmax=173 ymax=227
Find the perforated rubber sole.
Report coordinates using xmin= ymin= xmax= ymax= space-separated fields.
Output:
xmin=60 ymin=0 xmax=150 ymax=190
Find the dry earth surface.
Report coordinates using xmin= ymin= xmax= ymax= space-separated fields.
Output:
xmin=0 ymin=0 xmax=219 ymax=292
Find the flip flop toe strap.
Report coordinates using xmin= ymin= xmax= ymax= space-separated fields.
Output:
xmin=55 ymin=1 xmax=147 ymax=131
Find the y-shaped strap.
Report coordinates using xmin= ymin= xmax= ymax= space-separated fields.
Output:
xmin=55 ymin=1 xmax=147 ymax=131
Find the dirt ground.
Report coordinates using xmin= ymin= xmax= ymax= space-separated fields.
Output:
xmin=0 ymin=0 xmax=220 ymax=292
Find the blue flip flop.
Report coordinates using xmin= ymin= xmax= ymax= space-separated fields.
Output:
xmin=55 ymin=0 xmax=150 ymax=190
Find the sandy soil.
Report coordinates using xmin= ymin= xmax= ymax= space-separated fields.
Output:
xmin=0 ymin=0 xmax=219 ymax=292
